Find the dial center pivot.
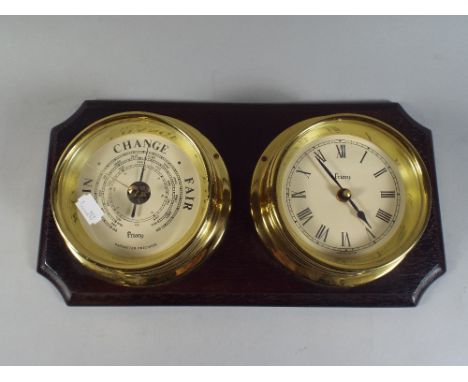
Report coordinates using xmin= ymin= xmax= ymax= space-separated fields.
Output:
xmin=337 ymin=188 xmax=352 ymax=202
xmin=127 ymin=181 xmax=151 ymax=205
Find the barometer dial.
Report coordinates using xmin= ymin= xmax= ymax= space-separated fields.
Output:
xmin=51 ymin=112 xmax=230 ymax=286
xmin=251 ymin=114 xmax=431 ymax=287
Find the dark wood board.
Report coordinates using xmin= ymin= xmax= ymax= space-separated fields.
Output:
xmin=37 ymin=101 xmax=446 ymax=306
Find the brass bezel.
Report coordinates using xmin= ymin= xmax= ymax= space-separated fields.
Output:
xmin=51 ymin=112 xmax=231 ymax=287
xmin=250 ymin=114 xmax=431 ymax=287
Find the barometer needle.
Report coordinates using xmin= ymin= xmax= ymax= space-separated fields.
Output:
xmin=131 ymin=147 xmax=150 ymax=218
xmin=110 ymin=177 xmax=129 ymax=189
xmin=312 ymin=154 xmax=372 ymax=229
xmin=139 ymin=146 xmax=150 ymax=182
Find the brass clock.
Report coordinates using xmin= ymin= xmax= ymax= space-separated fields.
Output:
xmin=251 ymin=114 xmax=431 ymax=287
xmin=50 ymin=111 xmax=230 ymax=286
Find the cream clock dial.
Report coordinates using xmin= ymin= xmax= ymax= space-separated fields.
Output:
xmin=51 ymin=112 xmax=231 ymax=286
xmin=280 ymin=135 xmax=404 ymax=256
xmin=251 ymin=114 xmax=431 ymax=287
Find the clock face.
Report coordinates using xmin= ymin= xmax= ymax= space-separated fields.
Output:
xmin=51 ymin=112 xmax=231 ymax=286
xmin=251 ymin=114 xmax=431 ymax=287
xmin=279 ymin=135 xmax=405 ymax=257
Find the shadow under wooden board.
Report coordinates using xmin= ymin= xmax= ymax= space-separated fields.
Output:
xmin=38 ymin=101 xmax=445 ymax=306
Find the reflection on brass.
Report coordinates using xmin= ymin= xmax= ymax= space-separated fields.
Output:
xmin=250 ymin=114 xmax=431 ymax=287
xmin=51 ymin=112 xmax=231 ymax=287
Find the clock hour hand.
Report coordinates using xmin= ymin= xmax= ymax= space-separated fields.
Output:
xmin=314 ymin=154 xmax=372 ymax=229
xmin=348 ymin=198 xmax=372 ymax=229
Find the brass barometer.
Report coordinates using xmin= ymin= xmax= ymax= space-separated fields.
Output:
xmin=251 ymin=114 xmax=431 ymax=287
xmin=50 ymin=111 xmax=230 ymax=286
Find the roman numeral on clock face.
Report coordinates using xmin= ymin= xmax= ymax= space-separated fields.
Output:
xmin=376 ymin=208 xmax=392 ymax=223
xmin=296 ymin=168 xmax=311 ymax=178
xmin=373 ymin=167 xmax=388 ymax=178
xmin=314 ymin=149 xmax=326 ymax=163
xmin=315 ymin=224 xmax=329 ymax=242
xmin=341 ymin=232 xmax=351 ymax=247
xmin=296 ymin=207 xmax=313 ymax=226
xmin=380 ymin=191 xmax=396 ymax=198
xmin=336 ymin=144 xmax=346 ymax=158
xmin=291 ymin=190 xmax=306 ymax=198
xmin=360 ymin=150 xmax=368 ymax=164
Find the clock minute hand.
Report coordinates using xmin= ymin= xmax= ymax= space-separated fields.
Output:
xmin=314 ymin=155 xmax=372 ymax=229
xmin=315 ymin=156 xmax=343 ymax=189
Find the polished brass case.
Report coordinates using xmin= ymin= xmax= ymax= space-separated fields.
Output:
xmin=51 ymin=112 xmax=231 ymax=287
xmin=250 ymin=114 xmax=431 ymax=287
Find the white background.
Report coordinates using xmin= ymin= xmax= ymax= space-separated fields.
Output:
xmin=0 ymin=16 xmax=466 ymax=365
